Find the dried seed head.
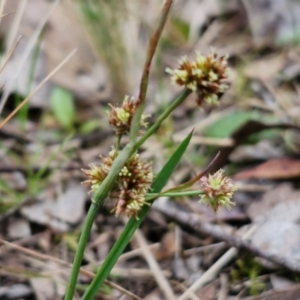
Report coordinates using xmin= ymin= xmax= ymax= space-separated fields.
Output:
xmin=199 ymin=169 xmax=236 ymax=212
xmin=82 ymin=149 xmax=153 ymax=219
xmin=166 ymin=50 xmax=229 ymax=106
xmin=108 ymin=95 xmax=149 ymax=136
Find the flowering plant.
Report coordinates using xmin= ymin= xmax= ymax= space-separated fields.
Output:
xmin=65 ymin=1 xmax=236 ymax=299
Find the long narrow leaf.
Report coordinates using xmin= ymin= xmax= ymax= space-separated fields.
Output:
xmin=81 ymin=130 xmax=193 ymax=300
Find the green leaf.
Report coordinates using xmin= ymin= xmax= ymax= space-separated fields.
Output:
xmin=151 ymin=131 xmax=193 ymax=193
xmin=81 ymin=130 xmax=193 ymax=300
xmin=50 ymin=87 xmax=75 ymax=129
xmin=204 ymin=110 xmax=271 ymax=138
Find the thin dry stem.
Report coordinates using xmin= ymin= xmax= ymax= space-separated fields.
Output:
xmin=0 ymin=35 xmax=21 ymax=73
xmin=0 ymin=49 xmax=76 ymax=129
xmin=0 ymin=0 xmax=7 ymax=28
xmin=137 ymin=0 xmax=173 ymax=104
xmin=154 ymin=199 xmax=300 ymax=273
xmin=113 ymin=242 xmax=161 ymax=262
xmin=111 ymin=267 xmax=171 ymax=278
xmin=134 ymin=229 xmax=176 ymax=300
xmin=178 ymin=226 xmax=257 ymax=300
xmin=4 ymin=0 xmax=26 ymax=53
xmin=218 ymin=273 xmax=229 ymax=300
xmin=0 ymin=11 xmax=16 ymax=19
xmin=164 ymin=151 xmax=220 ymax=193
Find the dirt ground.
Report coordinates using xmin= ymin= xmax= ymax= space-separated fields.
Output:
xmin=1 ymin=0 xmax=300 ymax=299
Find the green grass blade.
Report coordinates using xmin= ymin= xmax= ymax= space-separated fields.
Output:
xmin=81 ymin=130 xmax=193 ymax=300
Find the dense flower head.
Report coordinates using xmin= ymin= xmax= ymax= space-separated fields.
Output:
xmin=108 ymin=95 xmax=149 ymax=136
xmin=166 ymin=50 xmax=229 ymax=106
xmin=82 ymin=149 xmax=153 ymax=219
xmin=82 ymin=149 xmax=117 ymax=193
xmin=199 ymin=169 xmax=236 ymax=212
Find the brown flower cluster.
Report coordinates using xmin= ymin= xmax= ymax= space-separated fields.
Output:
xmin=82 ymin=149 xmax=153 ymax=219
xmin=108 ymin=95 xmax=148 ymax=136
xmin=199 ymin=169 xmax=236 ymax=212
xmin=166 ymin=50 xmax=229 ymax=106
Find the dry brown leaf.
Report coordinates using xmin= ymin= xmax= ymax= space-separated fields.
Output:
xmin=152 ymin=231 xmax=176 ymax=261
xmin=197 ymin=281 xmax=218 ymax=300
xmin=245 ymin=54 xmax=285 ymax=80
xmin=234 ymin=158 xmax=300 ymax=180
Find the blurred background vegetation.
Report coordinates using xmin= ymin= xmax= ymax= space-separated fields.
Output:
xmin=1 ymin=0 xmax=300 ymax=299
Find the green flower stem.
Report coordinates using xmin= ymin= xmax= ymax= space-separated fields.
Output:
xmin=81 ymin=129 xmax=193 ymax=300
xmin=134 ymin=88 xmax=191 ymax=150
xmin=130 ymin=101 xmax=146 ymax=142
xmin=82 ymin=205 xmax=151 ymax=300
xmin=64 ymin=202 xmax=99 ymax=300
xmin=65 ymin=3 xmax=175 ymax=297
xmin=146 ymin=190 xmax=204 ymax=200
xmin=64 ymin=142 xmax=135 ymax=300
xmin=65 ymin=89 xmax=191 ymax=300
xmin=78 ymin=91 xmax=192 ymax=299
xmin=115 ymin=135 xmax=121 ymax=151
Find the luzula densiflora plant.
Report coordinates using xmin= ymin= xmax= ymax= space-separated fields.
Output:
xmin=82 ymin=50 xmax=236 ymax=219
xmin=65 ymin=3 xmax=237 ymax=299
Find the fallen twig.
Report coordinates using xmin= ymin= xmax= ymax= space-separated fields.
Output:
xmin=153 ymin=199 xmax=300 ymax=274
xmin=178 ymin=226 xmax=257 ymax=299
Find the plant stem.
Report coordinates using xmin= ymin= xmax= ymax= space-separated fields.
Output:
xmin=81 ymin=207 xmax=150 ymax=300
xmin=81 ymin=128 xmax=193 ymax=300
xmin=130 ymin=0 xmax=173 ymax=141
xmin=115 ymin=135 xmax=121 ymax=151
xmin=134 ymin=88 xmax=191 ymax=150
xmin=137 ymin=0 xmax=173 ymax=103
xmin=65 ymin=88 xmax=191 ymax=299
xmin=146 ymin=190 xmax=203 ymax=200
xmin=64 ymin=203 xmax=99 ymax=300
xmin=65 ymin=2 xmax=175 ymax=298
xmin=64 ymin=142 xmax=135 ymax=300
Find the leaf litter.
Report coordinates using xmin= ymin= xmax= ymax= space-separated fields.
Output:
xmin=1 ymin=0 xmax=300 ymax=299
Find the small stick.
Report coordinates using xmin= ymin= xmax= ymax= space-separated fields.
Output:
xmin=0 ymin=35 xmax=22 ymax=73
xmin=154 ymin=199 xmax=300 ymax=273
xmin=178 ymin=226 xmax=257 ymax=300
xmin=134 ymin=229 xmax=176 ymax=300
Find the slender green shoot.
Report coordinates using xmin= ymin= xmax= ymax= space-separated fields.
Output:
xmin=81 ymin=130 xmax=193 ymax=300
